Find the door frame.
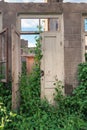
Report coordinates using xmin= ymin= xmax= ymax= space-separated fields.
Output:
xmin=11 ymin=25 xmax=21 ymax=110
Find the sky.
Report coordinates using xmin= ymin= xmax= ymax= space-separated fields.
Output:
xmin=64 ymin=0 xmax=87 ymax=2
xmin=4 ymin=0 xmax=46 ymax=2
xmin=3 ymin=0 xmax=87 ymax=3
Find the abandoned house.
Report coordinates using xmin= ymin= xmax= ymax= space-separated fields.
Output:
xmin=0 ymin=0 xmax=87 ymax=109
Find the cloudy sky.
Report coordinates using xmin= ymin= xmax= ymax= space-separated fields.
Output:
xmin=4 ymin=0 xmax=45 ymax=2
xmin=64 ymin=0 xmax=87 ymax=2
xmin=3 ymin=0 xmax=87 ymax=3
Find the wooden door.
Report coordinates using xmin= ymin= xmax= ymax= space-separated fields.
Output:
xmin=11 ymin=25 xmax=21 ymax=110
xmin=41 ymin=32 xmax=64 ymax=103
xmin=0 ymin=28 xmax=8 ymax=82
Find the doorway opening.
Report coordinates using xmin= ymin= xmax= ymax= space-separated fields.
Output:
xmin=17 ymin=14 xmax=61 ymax=74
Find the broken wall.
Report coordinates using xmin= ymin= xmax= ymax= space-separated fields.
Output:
xmin=0 ymin=1 xmax=62 ymax=81
xmin=0 ymin=1 xmax=87 ymax=94
xmin=63 ymin=3 xmax=87 ymax=94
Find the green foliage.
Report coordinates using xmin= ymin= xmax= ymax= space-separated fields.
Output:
xmin=78 ymin=62 xmax=87 ymax=86
xmin=54 ymin=80 xmax=64 ymax=102
xmin=0 ymin=101 xmax=17 ymax=130
xmin=1 ymin=62 xmax=87 ymax=130
xmin=71 ymin=62 xmax=87 ymax=120
xmin=0 ymin=82 xmax=11 ymax=109
xmin=22 ymin=61 xmax=27 ymax=75
xmin=0 ymin=31 xmax=87 ymax=129
xmin=62 ymin=114 xmax=87 ymax=130
xmin=19 ymin=35 xmax=42 ymax=115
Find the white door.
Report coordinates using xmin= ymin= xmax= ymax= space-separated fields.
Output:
xmin=41 ymin=32 xmax=64 ymax=103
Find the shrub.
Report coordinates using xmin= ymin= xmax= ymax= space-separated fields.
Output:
xmin=0 ymin=82 xmax=11 ymax=109
xmin=1 ymin=29 xmax=87 ymax=129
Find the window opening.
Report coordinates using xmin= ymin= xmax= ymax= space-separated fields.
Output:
xmin=21 ymin=19 xmax=48 ymax=32
xmin=49 ymin=18 xmax=59 ymax=31
xmin=20 ymin=18 xmax=59 ymax=48
xmin=84 ymin=18 xmax=87 ymax=32
xmin=20 ymin=18 xmax=49 ymax=49
xmin=83 ymin=17 xmax=87 ymax=61
xmin=21 ymin=34 xmax=39 ymax=48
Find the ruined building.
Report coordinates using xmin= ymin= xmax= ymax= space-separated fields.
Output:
xmin=0 ymin=0 xmax=87 ymax=107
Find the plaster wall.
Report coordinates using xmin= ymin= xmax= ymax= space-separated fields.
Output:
xmin=63 ymin=3 xmax=87 ymax=94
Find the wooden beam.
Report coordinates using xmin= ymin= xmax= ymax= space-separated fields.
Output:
xmin=11 ymin=25 xmax=21 ymax=111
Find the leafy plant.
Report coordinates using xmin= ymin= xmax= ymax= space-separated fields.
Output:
xmin=78 ymin=62 xmax=87 ymax=86
xmin=0 ymin=82 xmax=11 ymax=109
xmin=54 ymin=80 xmax=64 ymax=102
xmin=19 ymin=34 xmax=42 ymax=115
xmin=1 ymin=26 xmax=87 ymax=129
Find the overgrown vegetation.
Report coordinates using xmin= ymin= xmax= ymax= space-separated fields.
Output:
xmin=0 ymin=34 xmax=87 ymax=129
xmin=19 ymin=36 xmax=42 ymax=115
